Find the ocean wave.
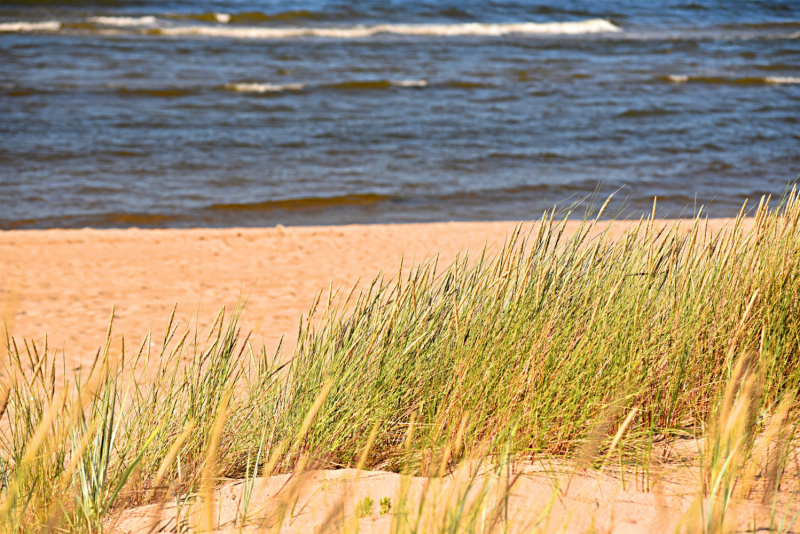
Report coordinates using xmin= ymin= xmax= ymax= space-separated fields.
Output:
xmin=165 ymin=12 xmax=231 ymax=24
xmin=89 ymin=16 xmax=158 ymax=27
xmin=328 ymin=80 xmax=392 ymax=90
xmin=225 ymin=80 xmax=427 ymax=93
xmin=0 ymin=21 xmax=61 ymax=32
xmin=616 ymin=107 xmax=677 ymax=118
xmin=666 ymin=74 xmax=689 ymax=83
xmin=662 ymin=74 xmax=800 ymax=85
xmin=166 ymin=11 xmax=314 ymax=25
xmin=155 ymin=19 xmax=621 ymax=39
xmin=225 ymin=83 xmax=305 ymax=93
xmin=226 ymin=10 xmax=325 ymax=24
xmin=445 ymin=80 xmax=494 ymax=89
xmin=116 ymin=87 xmax=197 ymax=97
xmin=328 ymin=79 xmax=426 ymax=90
xmin=766 ymin=76 xmax=800 ymax=84
xmin=391 ymin=79 xmax=428 ymax=87
xmin=207 ymin=193 xmax=391 ymax=212
xmin=671 ymin=3 xmax=709 ymax=10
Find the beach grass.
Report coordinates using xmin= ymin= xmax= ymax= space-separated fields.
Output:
xmin=2 ymin=192 xmax=800 ymax=532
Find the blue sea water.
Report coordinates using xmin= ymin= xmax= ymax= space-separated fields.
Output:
xmin=1 ymin=0 xmax=799 ymax=228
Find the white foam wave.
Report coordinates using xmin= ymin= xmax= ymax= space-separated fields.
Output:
xmin=667 ymin=75 xmax=689 ymax=83
xmin=226 ymin=83 xmax=305 ymax=93
xmin=159 ymin=18 xmax=621 ymax=39
xmin=0 ymin=21 xmax=61 ymax=32
xmin=391 ymin=79 xmax=428 ymax=87
xmin=766 ymin=76 xmax=800 ymax=84
xmin=89 ymin=16 xmax=158 ymax=27
xmin=214 ymin=13 xmax=231 ymax=24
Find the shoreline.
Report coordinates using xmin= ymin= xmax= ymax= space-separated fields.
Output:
xmin=0 ymin=218 xmax=745 ymax=370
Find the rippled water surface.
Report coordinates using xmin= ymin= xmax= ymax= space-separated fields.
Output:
xmin=1 ymin=0 xmax=799 ymax=227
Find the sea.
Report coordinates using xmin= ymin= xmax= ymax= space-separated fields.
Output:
xmin=1 ymin=0 xmax=799 ymax=228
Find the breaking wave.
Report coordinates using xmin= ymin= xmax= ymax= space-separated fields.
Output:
xmin=765 ymin=76 xmax=800 ymax=84
xmin=662 ymin=74 xmax=800 ymax=85
xmin=156 ymin=19 xmax=621 ymax=39
xmin=225 ymin=80 xmax=427 ymax=93
xmin=391 ymin=79 xmax=428 ymax=87
xmin=0 ymin=21 xmax=61 ymax=32
xmin=88 ymin=16 xmax=158 ymax=26
xmin=225 ymin=83 xmax=306 ymax=93
xmin=0 ymin=17 xmax=620 ymax=38
xmin=666 ymin=75 xmax=689 ymax=83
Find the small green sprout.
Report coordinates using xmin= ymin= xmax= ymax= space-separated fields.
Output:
xmin=356 ymin=496 xmax=374 ymax=518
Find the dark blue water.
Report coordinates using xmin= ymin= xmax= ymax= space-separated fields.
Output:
xmin=1 ymin=1 xmax=799 ymax=228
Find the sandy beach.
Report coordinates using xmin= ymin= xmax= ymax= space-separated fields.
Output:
xmin=4 ymin=215 xmax=796 ymax=534
xmin=0 ymin=218 xmax=742 ymax=370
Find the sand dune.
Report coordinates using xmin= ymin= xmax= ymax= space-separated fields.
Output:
xmin=111 ymin=455 xmax=794 ymax=534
